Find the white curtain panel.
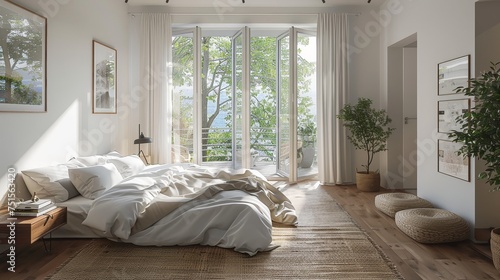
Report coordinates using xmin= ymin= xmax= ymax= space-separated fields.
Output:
xmin=317 ymin=13 xmax=353 ymax=185
xmin=139 ymin=14 xmax=172 ymax=164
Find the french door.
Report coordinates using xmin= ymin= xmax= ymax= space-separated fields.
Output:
xmin=171 ymin=26 xmax=316 ymax=183
xmin=276 ymin=27 xmax=317 ymax=183
xmin=172 ymin=27 xmax=252 ymax=169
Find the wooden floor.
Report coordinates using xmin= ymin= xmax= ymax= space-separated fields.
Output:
xmin=1 ymin=182 xmax=499 ymax=279
xmin=323 ymin=184 xmax=500 ymax=280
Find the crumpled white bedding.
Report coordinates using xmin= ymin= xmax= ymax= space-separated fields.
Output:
xmin=81 ymin=163 xmax=297 ymax=256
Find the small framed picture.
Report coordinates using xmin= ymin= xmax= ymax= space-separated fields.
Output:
xmin=438 ymin=99 xmax=470 ymax=133
xmin=438 ymin=55 xmax=470 ymax=95
xmin=93 ymin=40 xmax=117 ymax=114
xmin=437 ymin=139 xmax=470 ymax=181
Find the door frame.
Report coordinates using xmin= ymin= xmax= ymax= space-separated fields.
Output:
xmin=231 ymin=27 xmax=251 ymax=169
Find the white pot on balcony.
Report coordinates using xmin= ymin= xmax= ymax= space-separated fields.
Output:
xmin=300 ymin=147 xmax=315 ymax=168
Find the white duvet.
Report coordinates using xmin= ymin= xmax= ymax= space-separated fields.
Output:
xmin=81 ymin=164 xmax=297 ymax=256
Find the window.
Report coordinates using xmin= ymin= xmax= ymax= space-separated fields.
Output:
xmin=171 ymin=26 xmax=317 ymax=182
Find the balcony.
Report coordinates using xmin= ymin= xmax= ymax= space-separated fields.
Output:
xmin=172 ymin=127 xmax=318 ymax=179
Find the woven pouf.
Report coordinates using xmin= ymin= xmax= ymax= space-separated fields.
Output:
xmin=395 ymin=208 xmax=469 ymax=243
xmin=374 ymin=193 xmax=433 ymax=218
xmin=491 ymin=228 xmax=500 ymax=272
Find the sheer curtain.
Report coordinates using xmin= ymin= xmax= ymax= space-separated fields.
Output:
xmin=317 ymin=13 xmax=353 ymax=185
xmin=139 ymin=13 xmax=172 ymax=164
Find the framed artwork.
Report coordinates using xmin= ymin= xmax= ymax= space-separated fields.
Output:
xmin=438 ymin=139 xmax=470 ymax=181
xmin=0 ymin=1 xmax=47 ymax=112
xmin=438 ymin=55 xmax=470 ymax=95
xmin=93 ymin=40 xmax=117 ymax=114
xmin=438 ymin=99 xmax=470 ymax=133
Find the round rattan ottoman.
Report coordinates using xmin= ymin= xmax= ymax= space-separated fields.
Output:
xmin=395 ymin=208 xmax=469 ymax=243
xmin=374 ymin=193 xmax=433 ymax=218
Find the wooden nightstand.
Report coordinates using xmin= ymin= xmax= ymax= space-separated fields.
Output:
xmin=0 ymin=206 xmax=67 ymax=250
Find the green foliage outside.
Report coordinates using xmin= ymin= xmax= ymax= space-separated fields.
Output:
xmin=450 ymin=62 xmax=500 ymax=191
xmin=172 ymin=33 xmax=316 ymax=162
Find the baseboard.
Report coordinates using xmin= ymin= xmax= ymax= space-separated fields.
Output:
xmin=475 ymin=228 xmax=494 ymax=242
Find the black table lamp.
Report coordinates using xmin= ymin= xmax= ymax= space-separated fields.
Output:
xmin=134 ymin=124 xmax=152 ymax=165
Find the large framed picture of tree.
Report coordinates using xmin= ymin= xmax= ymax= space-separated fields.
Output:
xmin=0 ymin=1 xmax=47 ymax=112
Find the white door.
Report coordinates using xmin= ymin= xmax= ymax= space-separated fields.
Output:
xmin=402 ymin=47 xmax=417 ymax=189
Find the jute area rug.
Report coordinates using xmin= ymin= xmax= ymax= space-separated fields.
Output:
xmin=48 ymin=183 xmax=404 ymax=280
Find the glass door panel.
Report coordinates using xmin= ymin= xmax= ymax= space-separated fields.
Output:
xmin=171 ymin=29 xmax=197 ymax=163
xmin=277 ymin=31 xmax=292 ymax=179
xmin=232 ymin=28 xmax=250 ymax=169
xmin=296 ymin=30 xmax=318 ymax=179
xmin=249 ymin=35 xmax=278 ymax=178
xmin=200 ymin=34 xmax=233 ymax=167
xmin=233 ymin=31 xmax=243 ymax=169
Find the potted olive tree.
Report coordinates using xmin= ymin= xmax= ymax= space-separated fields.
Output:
xmin=449 ymin=62 xmax=500 ymax=271
xmin=337 ymin=98 xmax=395 ymax=192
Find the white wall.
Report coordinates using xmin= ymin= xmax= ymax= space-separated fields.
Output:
xmin=0 ymin=0 xmax=130 ymax=204
xmin=379 ymin=0 xmax=480 ymax=232
xmin=348 ymin=7 xmax=384 ymax=180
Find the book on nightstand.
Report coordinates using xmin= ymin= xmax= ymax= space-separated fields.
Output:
xmin=15 ymin=199 xmax=52 ymax=210
xmin=13 ymin=204 xmax=57 ymax=217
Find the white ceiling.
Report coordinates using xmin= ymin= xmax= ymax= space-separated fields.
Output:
xmin=125 ymin=0 xmax=375 ymax=7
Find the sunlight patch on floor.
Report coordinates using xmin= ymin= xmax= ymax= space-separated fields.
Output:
xmin=298 ymin=181 xmax=320 ymax=190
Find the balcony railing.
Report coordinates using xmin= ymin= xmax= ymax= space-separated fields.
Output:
xmin=172 ymin=127 xmax=277 ymax=163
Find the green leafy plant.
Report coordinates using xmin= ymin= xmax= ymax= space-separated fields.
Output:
xmin=337 ymin=98 xmax=395 ymax=174
xmin=449 ymin=62 xmax=500 ymax=191
xmin=298 ymin=118 xmax=317 ymax=148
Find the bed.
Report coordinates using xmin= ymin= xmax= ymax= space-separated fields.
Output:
xmin=15 ymin=153 xmax=297 ymax=256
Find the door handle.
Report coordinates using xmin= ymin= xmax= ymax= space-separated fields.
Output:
xmin=404 ymin=117 xmax=417 ymax=124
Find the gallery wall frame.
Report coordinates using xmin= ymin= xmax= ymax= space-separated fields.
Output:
xmin=0 ymin=0 xmax=47 ymax=112
xmin=438 ymin=98 xmax=470 ymax=133
xmin=437 ymin=139 xmax=470 ymax=182
xmin=92 ymin=40 xmax=117 ymax=114
xmin=438 ymin=55 xmax=470 ymax=96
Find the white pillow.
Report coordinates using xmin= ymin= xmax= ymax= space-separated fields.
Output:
xmin=21 ymin=159 xmax=84 ymax=202
xmin=106 ymin=151 xmax=123 ymax=158
xmin=68 ymin=163 xmax=123 ymax=200
xmin=75 ymin=155 xmax=107 ymax=166
xmin=75 ymin=151 xmax=122 ymax=166
xmin=106 ymin=155 xmax=145 ymax=178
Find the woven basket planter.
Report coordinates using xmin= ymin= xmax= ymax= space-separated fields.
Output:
xmin=395 ymin=208 xmax=469 ymax=243
xmin=356 ymin=172 xmax=380 ymax=192
xmin=375 ymin=193 xmax=433 ymax=218
xmin=491 ymin=228 xmax=500 ymax=272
